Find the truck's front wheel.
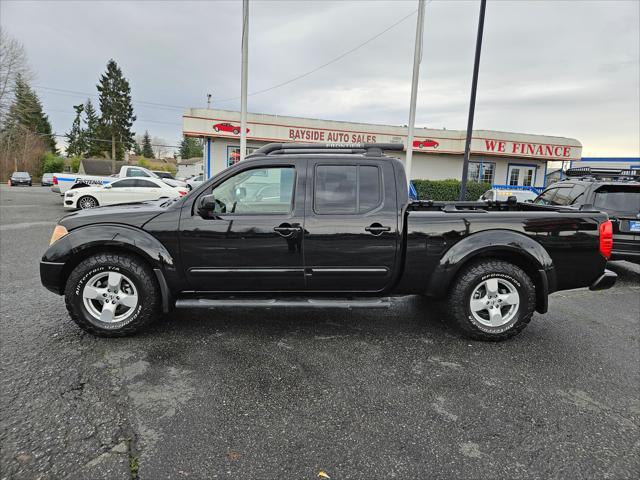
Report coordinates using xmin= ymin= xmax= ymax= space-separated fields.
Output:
xmin=64 ymin=253 xmax=160 ymax=337
xmin=447 ymin=260 xmax=535 ymax=341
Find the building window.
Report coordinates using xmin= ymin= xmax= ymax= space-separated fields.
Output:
xmin=509 ymin=168 xmax=520 ymax=186
xmin=467 ymin=161 xmax=495 ymax=184
xmin=226 ymin=146 xmax=257 ymax=167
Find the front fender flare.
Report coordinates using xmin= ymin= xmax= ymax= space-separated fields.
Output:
xmin=43 ymin=224 xmax=179 ymax=310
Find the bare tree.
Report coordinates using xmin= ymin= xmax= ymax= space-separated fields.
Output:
xmin=152 ymin=136 xmax=172 ymax=159
xmin=0 ymin=29 xmax=32 ymax=125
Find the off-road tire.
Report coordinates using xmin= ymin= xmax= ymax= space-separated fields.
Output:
xmin=446 ymin=259 xmax=535 ymax=341
xmin=64 ymin=253 xmax=160 ymax=337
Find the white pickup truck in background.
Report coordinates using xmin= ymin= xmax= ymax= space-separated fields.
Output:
xmin=51 ymin=165 xmax=186 ymax=195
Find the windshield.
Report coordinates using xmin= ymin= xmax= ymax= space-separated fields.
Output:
xmin=12 ymin=172 xmax=29 ymax=178
xmin=593 ymin=186 xmax=640 ymax=214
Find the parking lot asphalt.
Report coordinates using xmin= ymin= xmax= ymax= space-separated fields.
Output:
xmin=1 ymin=184 xmax=639 ymax=480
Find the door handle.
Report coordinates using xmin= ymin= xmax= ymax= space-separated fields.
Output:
xmin=273 ymin=223 xmax=301 ymax=237
xmin=365 ymin=223 xmax=391 ymax=235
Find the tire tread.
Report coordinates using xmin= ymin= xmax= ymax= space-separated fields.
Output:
xmin=446 ymin=259 xmax=536 ymax=341
xmin=64 ymin=252 xmax=159 ymax=337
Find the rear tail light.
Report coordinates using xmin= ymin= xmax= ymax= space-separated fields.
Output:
xmin=599 ymin=220 xmax=613 ymax=259
xmin=179 ymin=190 xmax=187 ymax=196
xmin=53 ymin=176 xmax=58 ymax=185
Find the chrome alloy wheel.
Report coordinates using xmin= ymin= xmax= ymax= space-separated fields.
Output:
xmin=469 ymin=277 xmax=520 ymax=327
xmin=82 ymin=272 xmax=138 ymax=323
xmin=78 ymin=196 xmax=97 ymax=209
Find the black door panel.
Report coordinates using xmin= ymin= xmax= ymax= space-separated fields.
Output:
xmin=303 ymin=161 xmax=398 ymax=292
xmin=179 ymin=163 xmax=305 ymax=291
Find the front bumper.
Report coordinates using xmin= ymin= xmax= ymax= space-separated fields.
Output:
xmin=589 ymin=269 xmax=617 ymax=291
xmin=40 ymin=261 xmax=65 ymax=295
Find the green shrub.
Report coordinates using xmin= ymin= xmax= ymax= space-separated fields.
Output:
xmin=412 ymin=179 xmax=491 ymax=201
xmin=70 ymin=156 xmax=81 ymax=173
xmin=137 ymin=158 xmax=150 ymax=168
xmin=41 ymin=152 xmax=65 ymax=174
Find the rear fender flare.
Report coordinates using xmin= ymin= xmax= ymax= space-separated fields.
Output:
xmin=426 ymin=230 xmax=555 ymax=312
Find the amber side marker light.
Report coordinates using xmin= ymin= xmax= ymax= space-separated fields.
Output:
xmin=599 ymin=220 xmax=613 ymax=259
xmin=49 ymin=225 xmax=69 ymax=245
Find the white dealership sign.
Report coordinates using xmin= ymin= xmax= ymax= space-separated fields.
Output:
xmin=184 ymin=109 xmax=582 ymax=161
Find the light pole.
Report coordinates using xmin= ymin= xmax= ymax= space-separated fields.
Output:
xmin=459 ymin=0 xmax=487 ymax=200
xmin=405 ymin=0 xmax=426 ymax=190
xmin=240 ymin=0 xmax=249 ymax=162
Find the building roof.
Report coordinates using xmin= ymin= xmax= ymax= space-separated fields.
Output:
xmin=80 ymin=158 xmax=125 ymax=175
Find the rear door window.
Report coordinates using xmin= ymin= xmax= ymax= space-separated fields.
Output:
xmin=535 ymin=188 xmax=558 ymax=205
xmin=314 ymin=165 xmax=382 ymax=214
xmin=551 ymin=186 xmax=574 ymax=205
xmin=110 ymin=179 xmax=137 ymax=188
xmin=568 ymin=184 xmax=587 ymax=205
xmin=135 ymin=179 xmax=161 ymax=188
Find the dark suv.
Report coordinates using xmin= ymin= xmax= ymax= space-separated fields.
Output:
xmin=535 ymin=167 xmax=640 ymax=262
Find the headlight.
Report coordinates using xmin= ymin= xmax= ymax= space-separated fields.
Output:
xmin=49 ymin=225 xmax=69 ymax=245
xmin=66 ymin=191 xmax=77 ymax=197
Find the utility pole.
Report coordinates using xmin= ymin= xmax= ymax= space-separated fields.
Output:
xmin=405 ymin=0 xmax=426 ymax=190
xmin=239 ymin=0 xmax=249 ymax=162
xmin=459 ymin=0 xmax=487 ymax=201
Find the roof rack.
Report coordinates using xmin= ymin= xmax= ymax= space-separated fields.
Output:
xmin=246 ymin=142 xmax=404 ymax=158
xmin=565 ymin=166 xmax=640 ymax=181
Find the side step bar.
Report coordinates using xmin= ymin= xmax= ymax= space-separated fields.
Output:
xmin=175 ymin=297 xmax=391 ymax=309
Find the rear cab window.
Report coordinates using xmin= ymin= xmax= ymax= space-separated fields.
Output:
xmin=314 ymin=164 xmax=383 ymax=214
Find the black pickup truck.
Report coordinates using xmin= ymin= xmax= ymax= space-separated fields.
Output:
xmin=41 ymin=143 xmax=617 ymax=341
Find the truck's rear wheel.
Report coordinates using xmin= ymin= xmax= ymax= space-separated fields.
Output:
xmin=446 ymin=260 xmax=535 ymax=341
xmin=64 ymin=253 xmax=160 ymax=337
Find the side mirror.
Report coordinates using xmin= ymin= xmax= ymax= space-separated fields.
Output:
xmin=197 ymin=194 xmax=217 ymax=218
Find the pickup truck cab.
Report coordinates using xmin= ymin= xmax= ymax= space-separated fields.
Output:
xmin=51 ymin=165 xmax=185 ymax=195
xmin=41 ymin=143 xmax=617 ymax=340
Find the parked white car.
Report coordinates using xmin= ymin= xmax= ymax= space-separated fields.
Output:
xmin=63 ymin=177 xmax=187 ymax=210
xmin=186 ymin=174 xmax=204 ymax=191
xmin=52 ymin=165 xmax=184 ymax=196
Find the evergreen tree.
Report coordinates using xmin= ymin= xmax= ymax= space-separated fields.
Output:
xmin=141 ymin=130 xmax=154 ymax=158
xmin=65 ymin=103 xmax=85 ymax=157
xmin=96 ymin=59 xmax=135 ymax=167
xmin=133 ymin=140 xmax=142 ymax=156
xmin=179 ymin=135 xmax=202 ymax=159
xmin=3 ymin=75 xmax=56 ymax=151
xmin=83 ymin=99 xmax=103 ymax=157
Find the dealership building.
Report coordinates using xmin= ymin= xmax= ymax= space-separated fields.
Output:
xmin=183 ymin=108 xmax=582 ymax=188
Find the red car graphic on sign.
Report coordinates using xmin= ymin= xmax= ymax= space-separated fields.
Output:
xmin=213 ymin=123 xmax=250 ymax=135
xmin=412 ymin=138 xmax=439 ymax=149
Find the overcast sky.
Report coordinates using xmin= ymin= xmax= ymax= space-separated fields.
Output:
xmin=1 ymin=0 xmax=638 ymax=156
